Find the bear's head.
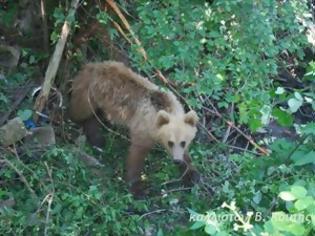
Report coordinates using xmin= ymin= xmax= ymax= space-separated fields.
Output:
xmin=156 ymin=110 xmax=198 ymax=162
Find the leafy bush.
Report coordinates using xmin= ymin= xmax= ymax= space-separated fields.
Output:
xmin=188 ymin=122 xmax=315 ymax=235
xmin=131 ymin=0 xmax=311 ymax=131
xmin=0 ymin=147 xmax=141 ymax=235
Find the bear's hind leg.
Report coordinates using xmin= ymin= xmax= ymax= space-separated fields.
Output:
xmin=82 ymin=115 xmax=106 ymax=149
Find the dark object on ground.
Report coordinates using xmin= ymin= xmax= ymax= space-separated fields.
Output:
xmin=23 ymin=126 xmax=56 ymax=148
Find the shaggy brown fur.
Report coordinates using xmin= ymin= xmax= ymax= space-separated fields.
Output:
xmin=69 ymin=61 xmax=199 ymax=196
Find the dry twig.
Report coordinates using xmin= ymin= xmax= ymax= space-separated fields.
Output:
xmin=105 ymin=0 xmax=171 ymax=85
xmin=162 ymin=187 xmax=192 ymax=194
xmin=202 ymin=104 xmax=269 ymax=155
xmin=138 ymin=209 xmax=167 ymax=220
xmin=40 ymin=0 xmax=49 ymax=53
xmin=1 ymin=156 xmax=37 ymax=198
xmin=110 ymin=19 xmax=133 ymax=44
xmin=44 ymin=162 xmax=55 ymax=236
xmin=106 ymin=0 xmax=147 ymax=60
xmin=161 ymin=163 xmax=190 ymax=186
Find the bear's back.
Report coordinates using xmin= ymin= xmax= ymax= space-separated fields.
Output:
xmin=89 ymin=61 xmax=157 ymax=91
xmin=87 ymin=62 xmax=159 ymax=123
xmin=70 ymin=61 xmax=183 ymax=130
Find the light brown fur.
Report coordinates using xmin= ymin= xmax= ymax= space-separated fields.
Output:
xmin=70 ymin=61 xmax=199 ymax=196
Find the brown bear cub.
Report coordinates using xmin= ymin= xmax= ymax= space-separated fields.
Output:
xmin=69 ymin=61 xmax=199 ymax=196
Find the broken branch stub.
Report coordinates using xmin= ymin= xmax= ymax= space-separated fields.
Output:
xmin=33 ymin=0 xmax=80 ymax=121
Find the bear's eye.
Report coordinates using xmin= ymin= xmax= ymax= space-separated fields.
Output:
xmin=180 ymin=141 xmax=186 ymax=148
xmin=168 ymin=141 xmax=174 ymax=148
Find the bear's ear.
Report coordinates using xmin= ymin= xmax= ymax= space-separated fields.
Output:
xmin=156 ymin=110 xmax=170 ymax=128
xmin=184 ymin=110 xmax=198 ymax=126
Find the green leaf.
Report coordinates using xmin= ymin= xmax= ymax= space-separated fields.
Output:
xmin=275 ymin=87 xmax=285 ymax=95
xmin=204 ymin=224 xmax=216 ymax=235
xmin=271 ymin=212 xmax=306 ymax=235
xmin=291 ymin=149 xmax=309 ymax=164
xmin=294 ymin=92 xmax=303 ymax=101
xmin=249 ymin=118 xmax=261 ymax=131
xmin=290 ymin=186 xmax=307 ymax=199
xmin=287 ymin=224 xmax=306 ymax=236
xmin=29 ymin=55 xmax=35 ymax=64
xmin=260 ymin=105 xmax=271 ymax=125
xmin=0 ymin=93 xmax=8 ymax=104
xmin=294 ymin=196 xmax=314 ymax=211
xmin=188 ymin=208 xmax=199 ymax=216
xmin=96 ymin=11 xmax=108 ymax=25
xmin=292 ymin=151 xmax=315 ymax=166
xmin=17 ymin=109 xmax=32 ymax=121
xmin=272 ymin=108 xmax=293 ymax=127
xmin=300 ymin=122 xmax=315 ymax=136
xmin=279 ymin=191 xmax=296 ymax=201
xmin=66 ymin=9 xmax=76 ymax=24
xmin=304 ymin=61 xmax=315 ymax=81
xmin=288 ymin=93 xmax=303 ymax=113
xmin=216 ymin=232 xmax=229 ymax=236
xmin=253 ymin=191 xmax=262 ymax=204
xmin=271 ymin=211 xmax=290 ymax=227
xmin=53 ymin=8 xmax=65 ymax=25
xmin=157 ymin=228 xmax=164 ymax=236
xmin=190 ymin=221 xmax=205 ymax=230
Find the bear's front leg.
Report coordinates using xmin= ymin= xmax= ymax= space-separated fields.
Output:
xmin=126 ymin=140 xmax=153 ymax=198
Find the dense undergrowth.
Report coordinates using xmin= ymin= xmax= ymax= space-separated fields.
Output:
xmin=0 ymin=0 xmax=315 ymax=235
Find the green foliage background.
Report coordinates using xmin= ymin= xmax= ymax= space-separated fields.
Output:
xmin=132 ymin=0 xmax=310 ymax=131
